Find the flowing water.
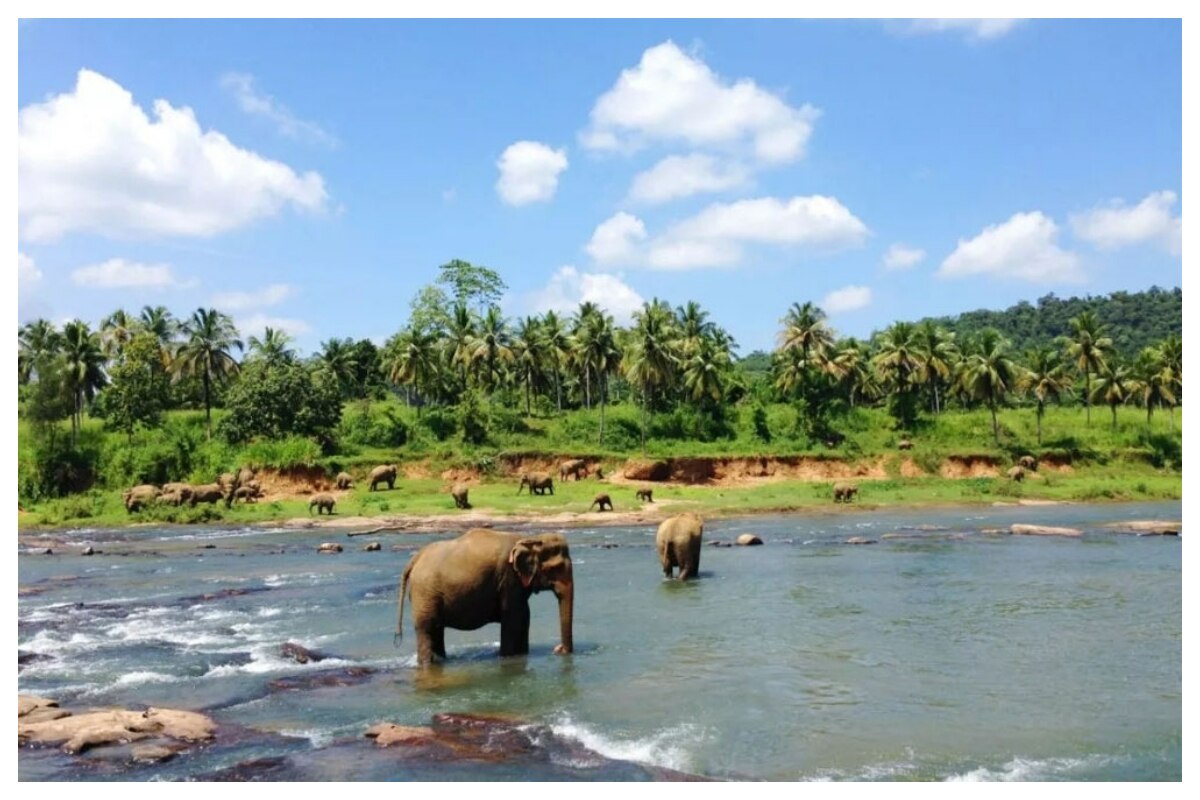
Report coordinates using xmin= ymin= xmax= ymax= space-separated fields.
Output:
xmin=18 ymin=502 xmax=1181 ymax=781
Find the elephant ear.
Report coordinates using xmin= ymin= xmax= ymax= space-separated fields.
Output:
xmin=508 ymin=538 xmax=542 ymax=588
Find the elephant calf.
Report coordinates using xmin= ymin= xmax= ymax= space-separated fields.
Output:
xmin=1007 ymin=466 xmax=1026 ymax=482
xmin=589 ymin=493 xmax=613 ymax=512
xmin=336 ymin=471 xmax=354 ymax=490
xmin=309 ymin=494 xmax=337 ymax=515
xmin=1017 ymin=456 xmax=1038 ymax=471
xmin=635 ymin=488 xmax=654 ymax=503
xmin=832 ymin=482 xmax=858 ymax=503
xmin=451 ymin=483 xmax=471 ymax=510
xmin=656 ymin=512 xmax=703 ymax=580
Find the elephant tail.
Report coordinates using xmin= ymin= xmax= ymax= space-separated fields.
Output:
xmin=394 ymin=555 xmax=416 ymax=647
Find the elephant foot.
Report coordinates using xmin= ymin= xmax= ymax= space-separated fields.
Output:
xmin=553 ymin=644 xmax=571 ymax=655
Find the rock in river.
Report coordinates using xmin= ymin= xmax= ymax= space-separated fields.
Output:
xmin=735 ymin=534 xmax=764 ymax=546
xmin=1009 ymin=524 xmax=1083 ymax=538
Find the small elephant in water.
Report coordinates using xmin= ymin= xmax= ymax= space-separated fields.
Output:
xmin=517 ymin=472 xmax=554 ymax=496
xmin=1017 ymin=455 xmax=1037 ymax=471
xmin=451 ymin=483 xmax=471 ymax=509
xmin=832 ymin=482 xmax=858 ymax=503
xmin=559 ymin=459 xmax=588 ymax=481
xmin=396 ymin=529 xmax=574 ymax=666
xmin=369 ymin=464 xmax=398 ymax=492
xmin=589 ymin=493 xmax=613 ymax=512
xmin=309 ymin=494 xmax=336 ymax=515
xmin=122 ymin=485 xmax=160 ymax=513
xmin=635 ymin=488 xmax=654 ymax=503
xmin=656 ymin=512 xmax=703 ymax=580
xmin=1007 ymin=466 xmax=1026 ymax=482
xmin=336 ymin=472 xmax=354 ymax=490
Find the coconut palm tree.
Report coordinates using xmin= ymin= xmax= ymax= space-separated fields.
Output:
xmin=60 ymin=320 xmax=108 ymax=446
xmin=682 ymin=335 xmax=731 ymax=406
xmin=541 ymin=310 xmax=571 ymax=412
xmin=467 ymin=306 xmax=514 ymax=397
xmin=676 ymin=301 xmax=716 ymax=356
xmin=511 ymin=316 xmax=546 ymax=415
xmin=623 ymin=300 xmax=678 ymax=453
xmin=139 ymin=305 xmax=179 ymax=368
xmin=18 ymin=319 xmax=62 ymax=384
xmin=571 ymin=302 xmax=603 ymax=409
xmin=915 ymin=321 xmax=958 ymax=414
xmin=1017 ymin=347 xmax=1073 ymax=445
xmin=957 ymin=328 xmax=1019 ymax=445
xmin=174 ymin=308 xmax=243 ymax=439
xmin=247 ymin=327 xmax=295 ymax=365
xmin=446 ymin=302 xmax=476 ymax=391
xmin=1157 ymin=334 xmax=1182 ymax=429
xmin=384 ymin=326 xmax=439 ymax=413
xmin=1064 ymin=311 xmax=1114 ymax=427
xmin=99 ymin=309 xmax=140 ymax=359
xmin=575 ymin=310 xmax=620 ymax=443
xmin=1091 ymin=361 xmax=1133 ymax=432
xmin=778 ymin=301 xmax=833 ymax=370
xmin=1129 ymin=347 xmax=1177 ymax=431
xmin=873 ymin=321 xmax=924 ymax=428
xmin=828 ymin=337 xmax=878 ymax=408
xmin=318 ymin=338 xmax=360 ymax=398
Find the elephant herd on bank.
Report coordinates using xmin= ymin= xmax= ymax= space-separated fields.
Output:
xmin=121 ymin=467 xmax=264 ymax=512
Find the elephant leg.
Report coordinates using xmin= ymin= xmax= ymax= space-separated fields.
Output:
xmin=431 ymin=625 xmax=446 ymax=660
xmin=500 ymin=604 xmax=530 ymax=657
xmin=415 ymin=625 xmax=436 ymax=666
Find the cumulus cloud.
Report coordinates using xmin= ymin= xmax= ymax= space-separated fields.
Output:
xmin=882 ymin=243 xmax=926 ymax=270
xmin=527 ymin=266 xmax=645 ymax=326
xmin=898 ymin=19 xmax=1025 ymax=40
xmin=18 ymin=252 xmax=42 ymax=289
xmin=1069 ymin=190 xmax=1182 ymax=255
xmin=581 ymin=41 xmax=819 ymax=164
xmin=822 ymin=285 xmax=872 ymax=313
xmin=236 ymin=313 xmax=311 ymax=337
xmin=211 ymin=283 xmax=294 ymax=311
xmin=221 ymin=72 xmax=337 ymax=147
xmin=588 ymin=196 xmax=869 ymax=271
xmin=939 ymin=211 xmax=1083 ymax=284
xmin=18 ymin=69 xmax=329 ymax=243
xmin=585 ymin=212 xmax=648 ymax=264
xmin=627 ymin=154 xmax=749 ymax=205
xmin=495 ymin=141 xmax=569 ymax=205
xmin=70 ymin=258 xmax=192 ymax=289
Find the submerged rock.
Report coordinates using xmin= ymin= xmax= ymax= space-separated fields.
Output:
xmin=280 ymin=642 xmax=325 ymax=664
xmin=735 ymin=534 xmax=763 ymax=546
xmin=267 ymin=667 xmax=375 ymax=693
xmin=845 ymin=537 xmax=877 ymax=545
xmin=17 ymin=695 xmax=215 ymax=755
xmin=194 ymin=756 xmax=297 ymax=781
xmin=362 ymin=542 xmax=382 ymax=552
xmin=1009 ymin=524 xmax=1083 ymax=538
xmin=318 ymin=542 xmax=343 ymax=554
xmin=1105 ymin=520 xmax=1181 ymax=536
xmin=130 ymin=743 xmax=184 ymax=763
xmin=81 ymin=546 xmax=94 ymax=556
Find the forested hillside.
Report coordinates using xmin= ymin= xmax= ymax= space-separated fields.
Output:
xmin=916 ymin=287 xmax=1182 ymax=358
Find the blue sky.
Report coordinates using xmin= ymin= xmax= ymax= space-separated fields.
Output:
xmin=17 ymin=18 xmax=1182 ymax=356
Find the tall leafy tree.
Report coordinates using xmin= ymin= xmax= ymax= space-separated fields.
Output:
xmin=436 ymin=259 xmax=508 ymax=313
xmin=247 ymin=327 xmax=296 ymax=366
xmin=99 ymin=309 xmax=139 ymax=359
xmin=60 ymin=320 xmax=108 ymax=446
xmin=1129 ymin=347 xmax=1176 ymax=430
xmin=19 ymin=319 xmax=62 ymax=384
xmin=318 ymin=338 xmax=361 ymax=399
xmin=915 ymin=321 xmax=958 ymax=414
xmin=1157 ymin=334 xmax=1182 ymax=429
xmin=174 ymin=308 xmax=243 ymax=439
xmin=957 ymin=329 xmax=1020 ymax=445
xmin=541 ymin=310 xmax=571 ymax=412
xmin=99 ymin=331 xmax=170 ymax=442
xmin=512 ymin=316 xmax=546 ymax=415
xmin=1017 ymin=347 xmax=1073 ymax=445
xmin=873 ymin=321 xmax=923 ymax=429
xmin=384 ymin=326 xmax=440 ymax=412
xmin=623 ymin=300 xmax=678 ymax=453
xmin=1064 ymin=311 xmax=1114 ymax=427
xmin=139 ymin=305 xmax=179 ymax=367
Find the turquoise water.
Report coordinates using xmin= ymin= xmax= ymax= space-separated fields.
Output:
xmin=18 ymin=502 xmax=1181 ymax=781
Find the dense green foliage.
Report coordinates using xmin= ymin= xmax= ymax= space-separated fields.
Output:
xmin=917 ymin=287 xmax=1181 ymax=358
xmin=17 ymin=264 xmax=1183 ymax=505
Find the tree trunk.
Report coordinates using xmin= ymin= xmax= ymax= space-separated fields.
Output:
xmin=524 ymin=374 xmax=531 ymax=416
xmin=584 ymin=366 xmax=591 ymax=410
xmin=598 ymin=374 xmax=607 ymax=445
xmin=1111 ymin=404 xmax=1117 ymax=431
xmin=933 ymin=381 xmax=941 ymax=415
xmin=1147 ymin=403 xmax=1153 ymax=430
xmin=203 ymin=365 xmax=213 ymax=440
xmin=990 ymin=401 xmax=999 ymax=445
xmin=640 ymin=389 xmax=647 ymax=456
xmin=554 ymin=366 xmax=562 ymax=412
xmin=1084 ymin=369 xmax=1091 ymax=426
xmin=1036 ymin=402 xmax=1044 ymax=446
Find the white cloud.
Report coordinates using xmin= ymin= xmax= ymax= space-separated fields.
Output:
xmin=588 ymin=196 xmax=869 ymax=271
xmin=1069 ymin=190 xmax=1182 ymax=255
xmin=70 ymin=258 xmax=191 ymax=289
xmin=822 ymin=285 xmax=872 ymax=313
xmin=18 ymin=69 xmax=329 ymax=243
xmin=527 ymin=266 xmax=645 ymax=326
xmin=18 ymin=252 xmax=42 ymax=289
xmin=495 ymin=141 xmax=569 ymax=205
xmin=236 ymin=313 xmax=311 ymax=337
xmin=220 ymin=72 xmax=337 ymax=147
xmin=898 ymin=19 xmax=1025 ymax=41
xmin=882 ymin=243 xmax=926 ymax=271
xmin=585 ymin=212 xmax=648 ymax=264
xmin=581 ymin=41 xmax=819 ymax=164
xmin=627 ymin=154 xmax=749 ymax=204
xmin=211 ymin=283 xmax=294 ymax=311
xmin=939 ymin=211 xmax=1084 ymax=284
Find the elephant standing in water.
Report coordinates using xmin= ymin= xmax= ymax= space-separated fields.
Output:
xmin=656 ymin=512 xmax=704 ymax=580
xmin=395 ymin=529 xmax=574 ymax=666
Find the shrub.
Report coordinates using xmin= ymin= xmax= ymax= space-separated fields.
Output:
xmin=419 ymin=408 xmax=457 ymax=442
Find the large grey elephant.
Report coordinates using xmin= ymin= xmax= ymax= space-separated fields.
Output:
xmin=656 ymin=512 xmax=703 ymax=580
xmin=160 ymin=482 xmax=194 ymax=507
xmin=369 ymin=464 xmax=399 ymax=492
xmin=517 ymin=472 xmax=554 ymax=495
xmin=559 ymin=459 xmax=588 ymax=481
xmin=122 ymin=485 xmax=160 ymax=513
xmin=395 ymin=529 xmax=574 ymax=666
xmin=309 ymin=494 xmax=336 ymax=515
xmin=190 ymin=483 xmax=225 ymax=506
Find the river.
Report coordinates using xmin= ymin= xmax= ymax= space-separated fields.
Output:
xmin=17 ymin=501 xmax=1181 ymax=781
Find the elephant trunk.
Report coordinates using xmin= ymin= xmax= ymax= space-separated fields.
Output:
xmin=553 ymin=577 xmax=574 ymax=654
